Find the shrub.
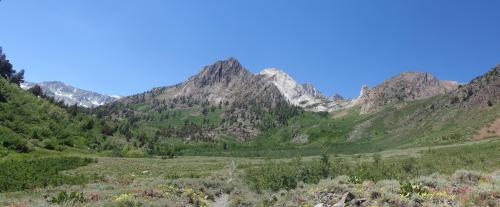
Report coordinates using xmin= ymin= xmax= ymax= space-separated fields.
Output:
xmin=0 ymin=157 xmax=95 ymax=192
xmin=0 ymin=126 xmax=32 ymax=153
xmin=42 ymin=138 xmax=59 ymax=150
xmin=246 ymin=159 xmax=326 ymax=192
xmin=415 ymin=173 xmax=447 ymax=189
xmin=0 ymin=146 xmax=8 ymax=157
xmin=452 ymin=170 xmax=483 ymax=185
xmin=399 ymin=181 xmax=429 ymax=197
xmin=50 ymin=191 xmax=86 ymax=204
xmin=2 ymin=137 xmax=32 ymax=153
xmin=123 ymin=149 xmax=148 ymax=158
xmin=348 ymin=176 xmax=362 ymax=184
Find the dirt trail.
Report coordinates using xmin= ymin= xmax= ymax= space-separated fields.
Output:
xmin=212 ymin=160 xmax=235 ymax=207
xmin=213 ymin=193 xmax=229 ymax=207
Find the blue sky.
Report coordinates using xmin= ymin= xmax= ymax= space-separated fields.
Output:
xmin=0 ymin=0 xmax=499 ymax=97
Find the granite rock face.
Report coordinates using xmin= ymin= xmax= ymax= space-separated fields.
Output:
xmin=355 ymin=72 xmax=459 ymax=113
xmin=259 ymin=68 xmax=348 ymax=112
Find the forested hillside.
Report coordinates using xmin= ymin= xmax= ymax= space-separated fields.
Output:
xmin=0 ymin=49 xmax=106 ymax=156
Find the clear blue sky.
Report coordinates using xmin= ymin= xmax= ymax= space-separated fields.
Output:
xmin=1 ymin=0 xmax=499 ymax=97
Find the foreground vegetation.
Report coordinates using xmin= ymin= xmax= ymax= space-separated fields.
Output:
xmin=0 ymin=156 xmax=96 ymax=192
xmin=246 ymin=138 xmax=500 ymax=192
xmin=0 ymin=138 xmax=499 ymax=206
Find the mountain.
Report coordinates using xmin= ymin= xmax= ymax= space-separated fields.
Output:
xmin=104 ymin=58 xmax=300 ymax=140
xmin=21 ymin=81 xmax=120 ymax=108
xmin=4 ymin=46 xmax=500 ymax=157
xmin=259 ymin=69 xmax=461 ymax=114
xmin=119 ymin=58 xmax=287 ymax=109
xmin=451 ymin=64 xmax=500 ymax=107
xmin=355 ymin=72 xmax=459 ymax=113
xmin=259 ymin=68 xmax=350 ymax=112
xmin=341 ymin=68 xmax=500 ymax=146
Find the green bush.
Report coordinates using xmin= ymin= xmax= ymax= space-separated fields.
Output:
xmin=0 ymin=146 xmax=9 ymax=157
xmin=399 ymin=181 xmax=429 ymax=197
xmin=0 ymin=157 xmax=95 ymax=192
xmin=50 ymin=191 xmax=86 ymax=204
xmin=123 ymin=149 xmax=148 ymax=158
xmin=246 ymin=158 xmax=326 ymax=192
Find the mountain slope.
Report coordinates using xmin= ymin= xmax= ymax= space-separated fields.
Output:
xmin=452 ymin=64 xmax=500 ymax=107
xmin=342 ymin=67 xmax=500 ymax=147
xmin=97 ymin=62 xmax=488 ymax=156
xmin=21 ymin=81 xmax=119 ymax=108
xmin=0 ymin=78 xmax=103 ymax=154
xmin=218 ymin=66 xmax=499 ymax=156
xmin=355 ymin=72 xmax=459 ymax=113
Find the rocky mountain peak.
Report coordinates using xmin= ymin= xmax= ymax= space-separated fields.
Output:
xmin=259 ymin=67 xmax=305 ymax=101
xmin=259 ymin=67 xmax=351 ymax=112
xmin=192 ymin=57 xmax=249 ymax=87
xmin=356 ymin=71 xmax=459 ymax=113
xmin=259 ymin=68 xmax=296 ymax=84
xmin=396 ymin=71 xmax=435 ymax=82
xmin=302 ymin=83 xmax=326 ymax=99
xmin=330 ymin=93 xmax=345 ymax=101
xmin=359 ymin=85 xmax=370 ymax=97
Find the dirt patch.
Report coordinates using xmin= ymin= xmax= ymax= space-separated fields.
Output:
xmin=212 ymin=194 xmax=229 ymax=207
xmin=347 ymin=119 xmax=372 ymax=141
xmin=332 ymin=110 xmax=349 ymax=119
xmin=473 ymin=118 xmax=500 ymax=140
xmin=292 ymin=133 xmax=309 ymax=144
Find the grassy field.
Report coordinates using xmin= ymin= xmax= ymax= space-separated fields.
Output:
xmin=1 ymin=138 xmax=499 ymax=206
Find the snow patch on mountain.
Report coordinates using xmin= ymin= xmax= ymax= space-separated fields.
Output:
xmin=21 ymin=81 xmax=119 ymax=108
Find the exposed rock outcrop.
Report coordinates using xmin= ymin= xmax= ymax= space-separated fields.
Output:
xmin=452 ymin=65 xmax=500 ymax=107
xmin=355 ymin=72 xmax=459 ymax=113
xmin=259 ymin=68 xmax=348 ymax=112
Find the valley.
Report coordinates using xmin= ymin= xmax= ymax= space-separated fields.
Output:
xmin=2 ymin=138 xmax=499 ymax=206
xmin=1 ymin=48 xmax=500 ymax=206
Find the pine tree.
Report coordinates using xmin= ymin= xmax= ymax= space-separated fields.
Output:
xmin=28 ymin=85 xmax=43 ymax=97
xmin=202 ymin=107 xmax=209 ymax=116
xmin=0 ymin=47 xmax=24 ymax=86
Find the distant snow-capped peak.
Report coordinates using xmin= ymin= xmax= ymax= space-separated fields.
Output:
xmin=21 ymin=81 xmax=119 ymax=108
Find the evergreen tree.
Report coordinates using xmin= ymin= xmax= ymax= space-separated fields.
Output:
xmin=0 ymin=88 xmax=5 ymax=102
xmin=202 ymin=107 xmax=209 ymax=116
xmin=0 ymin=47 xmax=24 ymax=86
xmin=28 ymin=85 xmax=43 ymax=97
